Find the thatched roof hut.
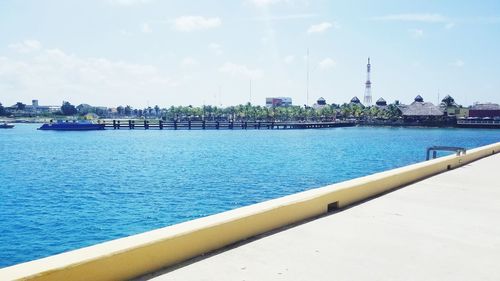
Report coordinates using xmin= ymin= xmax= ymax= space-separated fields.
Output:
xmin=398 ymin=95 xmax=443 ymax=117
xmin=375 ymin=97 xmax=387 ymax=107
xmin=350 ymin=96 xmax=362 ymax=105
xmin=317 ymin=97 xmax=326 ymax=105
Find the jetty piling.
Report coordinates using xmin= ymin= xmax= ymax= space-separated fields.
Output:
xmin=100 ymin=120 xmax=355 ymax=130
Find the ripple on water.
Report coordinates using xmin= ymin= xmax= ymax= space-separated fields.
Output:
xmin=0 ymin=125 xmax=498 ymax=267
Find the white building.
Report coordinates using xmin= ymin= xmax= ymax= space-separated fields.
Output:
xmin=265 ymin=97 xmax=292 ymax=107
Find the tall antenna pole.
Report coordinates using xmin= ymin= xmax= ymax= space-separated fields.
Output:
xmin=306 ymin=48 xmax=310 ymax=106
xmin=249 ymin=80 xmax=252 ymax=105
xmin=218 ymin=85 xmax=222 ymax=106
xmin=363 ymin=57 xmax=372 ymax=106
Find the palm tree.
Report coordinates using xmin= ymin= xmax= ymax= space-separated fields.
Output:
xmin=441 ymin=95 xmax=456 ymax=107
xmin=368 ymin=106 xmax=380 ymax=119
xmin=386 ymin=104 xmax=402 ymax=120
xmin=339 ymin=103 xmax=351 ymax=119
xmin=124 ymin=105 xmax=132 ymax=116
xmin=116 ymin=106 xmax=124 ymax=116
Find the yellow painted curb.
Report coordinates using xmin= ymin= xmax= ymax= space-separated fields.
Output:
xmin=1 ymin=142 xmax=499 ymax=281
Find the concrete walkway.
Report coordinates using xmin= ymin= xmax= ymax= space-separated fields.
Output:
xmin=141 ymin=154 xmax=500 ymax=281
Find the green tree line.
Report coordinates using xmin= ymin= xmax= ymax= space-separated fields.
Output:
xmin=1 ymin=100 xmax=403 ymax=121
xmin=124 ymin=102 xmax=403 ymax=122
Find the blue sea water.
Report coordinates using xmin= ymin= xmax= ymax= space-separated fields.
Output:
xmin=0 ymin=124 xmax=498 ymax=267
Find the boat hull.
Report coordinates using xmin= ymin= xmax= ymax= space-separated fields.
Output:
xmin=38 ymin=123 xmax=105 ymax=131
xmin=0 ymin=124 xmax=14 ymax=129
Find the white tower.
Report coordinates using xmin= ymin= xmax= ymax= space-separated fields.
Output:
xmin=364 ymin=57 xmax=372 ymax=106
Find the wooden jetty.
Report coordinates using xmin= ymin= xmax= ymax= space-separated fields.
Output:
xmin=101 ymin=120 xmax=355 ymax=130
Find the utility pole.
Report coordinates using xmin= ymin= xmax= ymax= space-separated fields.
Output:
xmin=249 ymin=79 xmax=252 ymax=105
xmin=218 ymin=85 xmax=222 ymax=106
xmin=306 ymin=48 xmax=310 ymax=106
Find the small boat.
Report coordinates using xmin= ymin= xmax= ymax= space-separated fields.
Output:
xmin=0 ymin=122 xmax=14 ymax=129
xmin=38 ymin=120 xmax=105 ymax=131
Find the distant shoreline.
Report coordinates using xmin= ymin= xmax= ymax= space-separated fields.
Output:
xmin=4 ymin=118 xmax=498 ymax=129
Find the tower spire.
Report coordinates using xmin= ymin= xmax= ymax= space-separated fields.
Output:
xmin=364 ymin=57 xmax=372 ymax=106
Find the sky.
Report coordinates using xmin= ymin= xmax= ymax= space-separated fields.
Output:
xmin=0 ymin=0 xmax=499 ymax=108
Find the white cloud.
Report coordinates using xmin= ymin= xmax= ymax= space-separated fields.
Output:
xmin=371 ymin=13 xmax=447 ymax=23
xmin=409 ymin=28 xmax=424 ymax=38
xmin=180 ymin=57 xmax=199 ymax=68
xmin=284 ymin=55 xmax=295 ymax=64
xmin=8 ymin=40 xmax=42 ymax=53
xmin=108 ymin=0 xmax=152 ymax=6
xmin=141 ymin=23 xmax=152 ymax=33
xmin=218 ymin=62 xmax=262 ymax=79
xmin=208 ymin=43 xmax=223 ymax=55
xmin=453 ymin=59 xmax=465 ymax=67
xmin=318 ymin=58 xmax=336 ymax=70
xmin=172 ymin=16 xmax=221 ymax=32
xmin=0 ymin=44 xmax=175 ymax=106
xmin=307 ymin=22 xmax=338 ymax=33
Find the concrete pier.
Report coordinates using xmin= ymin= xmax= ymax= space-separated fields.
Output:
xmin=141 ymin=153 xmax=500 ymax=281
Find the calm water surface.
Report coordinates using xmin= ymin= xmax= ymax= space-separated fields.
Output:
xmin=0 ymin=124 xmax=498 ymax=267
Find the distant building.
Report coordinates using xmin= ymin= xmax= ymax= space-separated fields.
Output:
xmin=32 ymin=100 xmax=60 ymax=113
xmin=84 ymin=113 xmax=99 ymax=120
xmin=469 ymin=103 xmax=500 ymax=118
xmin=33 ymin=105 xmax=60 ymax=113
xmin=7 ymin=100 xmax=59 ymax=115
xmin=313 ymin=97 xmax=327 ymax=109
xmin=375 ymin=97 xmax=388 ymax=109
xmin=76 ymin=104 xmax=94 ymax=114
xmin=265 ymin=97 xmax=292 ymax=107
xmin=398 ymin=95 xmax=443 ymax=121
xmin=94 ymin=106 xmax=109 ymax=117
xmin=439 ymin=95 xmax=461 ymax=117
xmin=317 ymin=97 xmax=326 ymax=106
xmin=350 ymin=96 xmax=363 ymax=106
xmin=457 ymin=108 xmax=470 ymax=118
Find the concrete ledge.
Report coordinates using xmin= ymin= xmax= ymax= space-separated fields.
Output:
xmin=1 ymin=142 xmax=499 ymax=281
